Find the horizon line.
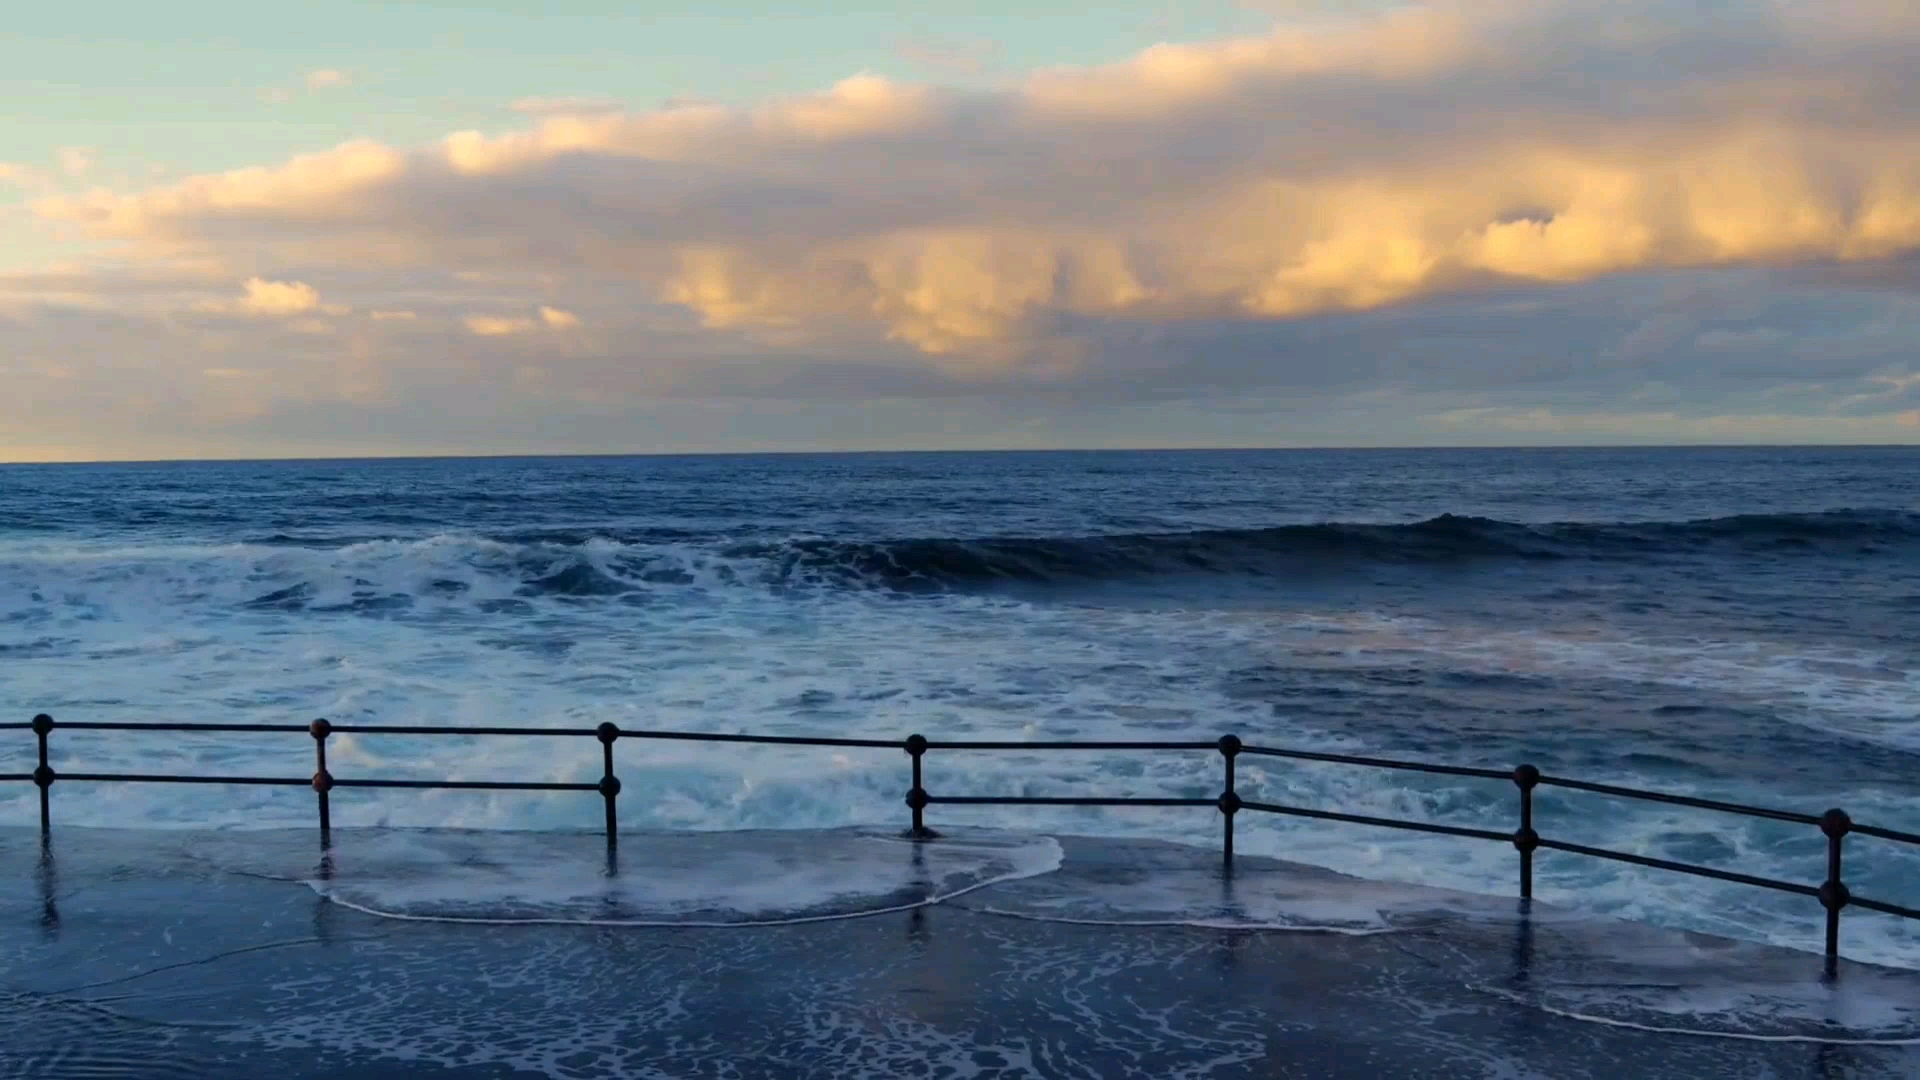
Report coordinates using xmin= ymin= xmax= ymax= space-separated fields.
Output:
xmin=4 ymin=441 xmax=1919 ymax=467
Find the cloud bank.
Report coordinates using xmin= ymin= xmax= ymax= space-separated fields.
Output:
xmin=7 ymin=0 xmax=1920 ymax=458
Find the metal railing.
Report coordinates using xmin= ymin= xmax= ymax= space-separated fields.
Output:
xmin=6 ymin=713 xmax=1918 ymax=975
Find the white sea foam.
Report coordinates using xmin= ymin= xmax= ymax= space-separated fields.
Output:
xmin=3 ymin=536 xmax=1918 ymax=971
xmin=261 ymin=828 xmax=1066 ymax=927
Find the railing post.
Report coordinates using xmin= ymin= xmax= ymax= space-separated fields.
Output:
xmin=1820 ymin=807 xmax=1852 ymax=979
xmin=1217 ymin=735 xmax=1242 ymax=871
xmin=1512 ymin=764 xmax=1540 ymax=901
xmin=32 ymin=714 xmax=54 ymax=837
xmin=597 ymin=722 xmax=622 ymax=851
xmin=904 ymin=733 xmax=932 ymax=839
xmin=310 ymin=718 xmax=333 ymax=838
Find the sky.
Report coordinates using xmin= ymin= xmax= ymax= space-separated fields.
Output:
xmin=3 ymin=0 xmax=1919 ymax=461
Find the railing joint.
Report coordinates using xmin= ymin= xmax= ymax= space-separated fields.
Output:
xmin=310 ymin=719 xmax=333 ymax=835
xmin=1820 ymin=806 xmax=1851 ymax=971
xmin=904 ymin=733 xmax=936 ymax=838
xmin=1820 ymin=807 xmax=1852 ymax=840
xmin=1217 ymin=734 xmax=1241 ymax=868
xmin=1513 ymin=763 xmax=1539 ymax=902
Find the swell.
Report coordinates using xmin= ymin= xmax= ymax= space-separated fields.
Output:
xmin=5 ymin=510 xmax=1916 ymax=610
xmin=715 ymin=509 xmax=1920 ymax=591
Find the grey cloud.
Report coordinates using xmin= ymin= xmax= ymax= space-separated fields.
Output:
xmin=11 ymin=0 xmax=1920 ymax=456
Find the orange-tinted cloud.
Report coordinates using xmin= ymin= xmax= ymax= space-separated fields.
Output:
xmin=41 ymin=1 xmax=1920 ymax=369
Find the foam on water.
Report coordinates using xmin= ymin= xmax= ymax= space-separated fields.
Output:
xmin=267 ymin=827 xmax=1064 ymax=926
xmin=4 ymin=450 xmax=1920 ymax=980
xmin=157 ymin=823 xmax=1920 ymax=1049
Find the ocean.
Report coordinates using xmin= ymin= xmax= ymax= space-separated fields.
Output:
xmin=3 ymin=446 xmax=1917 ymax=969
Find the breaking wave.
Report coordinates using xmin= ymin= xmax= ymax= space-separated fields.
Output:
xmin=718 ymin=509 xmax=1920 ymax=589
xmin=5 ymin=509 xmax=1917 ymax=613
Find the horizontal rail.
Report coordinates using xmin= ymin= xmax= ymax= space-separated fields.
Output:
xmin=1537 ymin=838 xmax=1820 ymax=897
xmin=924 ymin=740 xmax=1219 ymax=751
xmin=327 ymin=724 xmax=599 ymax=737
xmin=51 ymin=722 xmax=312 ymax=734
xmin=336 ymin=724 xmax=902 ymax=748
xmin=604 ymin=730 xmax=899 ymax=748
xmin=40 ymin=772 xmax=601 ymax=793
xmin=925 ymin=796 xmax=1216 ymax=807
xmin=1240 ymin=800 xmax=1512 ymax=843
xmin=57 ymin=772 xmax=309 ymax=786
xmin=1854 ymin=822 xmax=1920 ymax=847
xmin=1240 ymin=745 xmax=1511 ymax=781
xmin=332 ymin=778 xmax=600 ymax=792
xmin=1536 ymin=774 xmax=1824 ymax=827
xmin=1852 ymin=896 xmax=1920 ymax=921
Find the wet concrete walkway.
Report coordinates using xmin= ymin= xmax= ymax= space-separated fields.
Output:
xmin=3 ymin=827 xmax=1916 ymax=1078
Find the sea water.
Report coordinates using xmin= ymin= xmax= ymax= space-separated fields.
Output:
xmin=1 ymin=447 xmax=1916 ymax=967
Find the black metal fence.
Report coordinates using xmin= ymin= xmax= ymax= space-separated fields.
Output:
xmin=6 ymin=713 xmax=1918 ymax=974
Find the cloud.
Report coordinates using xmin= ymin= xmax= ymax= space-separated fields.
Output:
xmin=239 ymin=277 xmax=323 ymax=315
xmin=56 ymin=147 xmax=95 ymax=178
xmin=464 ymin=307 xmax=581 ymax=334
xmin=189 ymin=277 xmax=331 ymax=317
xmin=7 ymin=0 xmax=1920 ymax=458
xmin=463 ymin=314 xmax=537 ymax=336
xmin=1 ymin=261 xmax=1916 ymax=460
xmin=1697 ymin=326 xmax=1788 ymax=350
xmin=305 ymin=69 xmax=353 ymax=91
xmin=40 ymin=0 xmax=1920 ymax=377
xmin=0 ymin=162 xmax=46 ymax=191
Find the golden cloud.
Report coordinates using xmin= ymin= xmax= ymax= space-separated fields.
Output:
xmin=463 ymin=314 xmax=538 ymax=336
xmin=30 ymin=0 xmax=1920 ymax=366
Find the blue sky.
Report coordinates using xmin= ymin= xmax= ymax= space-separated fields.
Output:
xmin=3 ymin=0 xmax=1919 ymax=460
xmin=2 ymin=1 xmax=1269 ymax=179
xmin=1 ymin=0 xmax=1282 ymax=275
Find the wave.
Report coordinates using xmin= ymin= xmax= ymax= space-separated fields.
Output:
xmin=709 ymin=509 xmax=1920 ymax=591
xmin=6 ymin=510 xmax=1916 ymax=612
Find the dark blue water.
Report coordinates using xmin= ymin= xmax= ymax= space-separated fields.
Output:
xmin=1 ymin=447 xmax=1916 ymax=964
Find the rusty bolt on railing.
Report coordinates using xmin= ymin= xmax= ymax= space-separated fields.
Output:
xmin=310 ymin=718 xmax=334 ymax=836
